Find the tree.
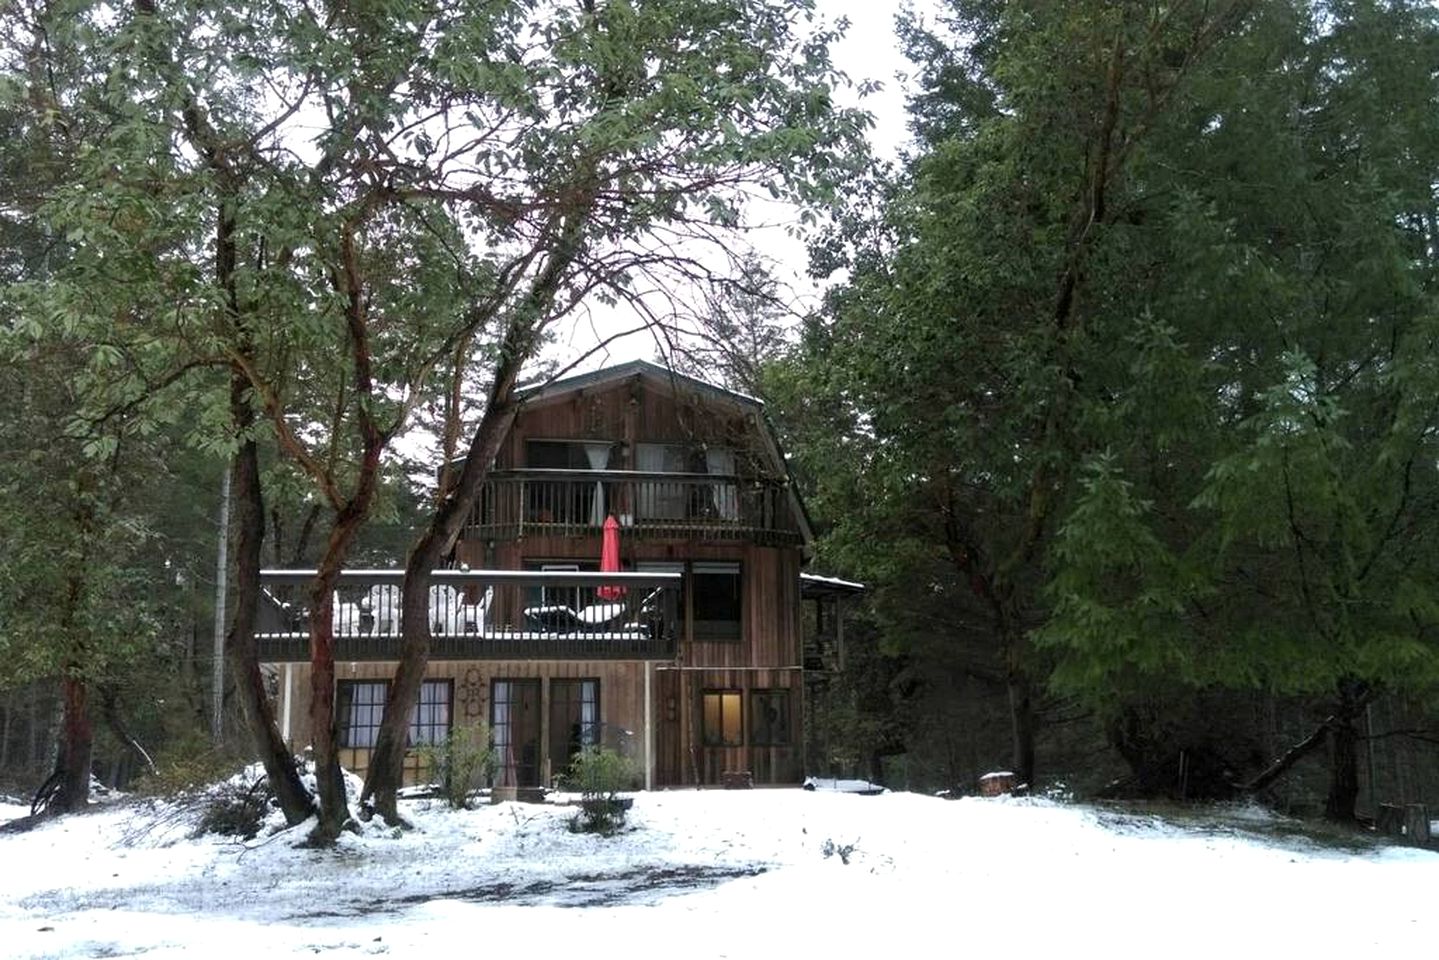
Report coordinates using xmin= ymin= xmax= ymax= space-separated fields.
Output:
xmin=1036 ymin=0 xmax=1439 ymax=820
xmin=359 ymin=0 xmax=867 ymax=824
xmin=11 ymin=0 xmax=867 ymax=837
xmin=785 ymin=0 xmax=1255 ymax=790
xmin=670 ymin=255 xmax=793 ymax=395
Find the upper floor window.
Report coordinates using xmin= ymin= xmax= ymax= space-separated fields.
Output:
xmin=692 ymin=561 xmax=742 ymax=642
xmin=527 ymin=440 xmax=616 ymax=470
xmin=636 ymin=443 xmax=738 ymax=521
xmin=525 ymin=440 xmax=616 ymax=526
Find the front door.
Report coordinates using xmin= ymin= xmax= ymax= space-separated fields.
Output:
xmin=492 ymin=678 xmax=541 ymax=787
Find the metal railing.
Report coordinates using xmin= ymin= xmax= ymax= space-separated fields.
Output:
xmin=257 ymin=569 xmax=680 ymax=661
xmin=465 ymin=469 xmax=802 ymax=545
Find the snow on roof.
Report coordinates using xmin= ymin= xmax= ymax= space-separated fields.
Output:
xmin=799 ymin=572 xmax=866 ymax=595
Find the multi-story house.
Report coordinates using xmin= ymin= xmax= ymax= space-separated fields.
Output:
xmin=257 ymin=360 xmax=858 ymax=789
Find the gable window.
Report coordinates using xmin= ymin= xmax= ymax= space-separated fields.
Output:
xmin=702 ymin=690 xmax=742 ymax=747
xmin=337 ymin=679 xmax=452 ymax=749
xmin=750 ymin=689 xmax=791 ymax=746
xmin=692 ymin=561 xmax=742 ymax=642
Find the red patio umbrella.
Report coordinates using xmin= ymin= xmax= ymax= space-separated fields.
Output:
xmin=597 ymin=514 xmax=626 ymax=600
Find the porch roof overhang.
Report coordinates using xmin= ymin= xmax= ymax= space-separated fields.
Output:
xmin=799 ymin=572 xmax=866 ymax=599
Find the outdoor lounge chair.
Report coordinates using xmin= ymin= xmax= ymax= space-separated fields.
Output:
xmin=428 ymin=584 xmax=491 ymax=636
xmin=521 ymin=588 xmax=661 ymax=634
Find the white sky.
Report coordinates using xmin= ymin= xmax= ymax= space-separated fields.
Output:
xmin=548 ymin=0 xmax=930 ymax=374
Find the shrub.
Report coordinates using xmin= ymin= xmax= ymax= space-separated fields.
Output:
xmin=565 ymin=746 xmax=638 ymax=834
xmin=195 ymin=777 xmax=271 ymax=840
xmin=419 ymin=722 xmax=495 ymax=809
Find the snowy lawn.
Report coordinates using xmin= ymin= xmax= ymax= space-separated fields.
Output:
xmin=1 ymin=786 xmax=1434 ymax=959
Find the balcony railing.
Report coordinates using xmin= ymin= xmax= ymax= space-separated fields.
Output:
xmin=466 ymin=469 xmax=802 ymax=545
xmin=257 ymin=569 xmax=680 ymax=662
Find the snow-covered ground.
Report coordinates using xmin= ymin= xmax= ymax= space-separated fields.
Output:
xmin=1 ymin=784 xmax=1434 ymax=959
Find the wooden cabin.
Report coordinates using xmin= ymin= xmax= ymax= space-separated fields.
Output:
xmin=259 ymin=360 xmax=855 ymax=789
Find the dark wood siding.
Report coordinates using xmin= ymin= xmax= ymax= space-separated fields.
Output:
xmin=654 ymin=667 xmax=803 ymax=786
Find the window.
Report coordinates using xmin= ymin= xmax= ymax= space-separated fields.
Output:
xmin=750 ymin=689 xmax=790 ymax=746
xmin=410 ymin=680 xmax=453 ymax=747
xmin=702 ymin=690 xmax=742 ymax=747
xmin=336 ymin=679 xmax=452 ymax=749
xmin=549 ymin=679 xmax=601 ymax=775
xmin=526 ymin=440 xmax=615 ymax=470
xmin=522 ymin=560 xmax=598 ymax=627
xmin=525 ymin=440 xmax=616 ymax=526
xmin=636 ymin=442 xmax=690 ymax=519
xmin=337 ymin=681 xmax=387 ymax=748
xmin=692 ymin=562 xmax=742 ymax=641
xmin=635 ymin=443 xmax=739 ymax=521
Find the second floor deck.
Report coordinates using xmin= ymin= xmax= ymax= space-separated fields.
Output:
xmin=257 ymin=569 xmax=681 ymax=662
xmin=464 ymin=469 xmax=804 ymax=547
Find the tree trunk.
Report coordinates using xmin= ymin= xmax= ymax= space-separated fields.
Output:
xmin=1325 ymin=715 xmax=1360 ymax=822
xmin=1007 ymin=674 xmax=1036 ymax=791
xmin=225 ymin=413 xmax=312 ymax=825
xmin=307 ymin=486 xmax=380 ymax=843
xmin=1322 ymin=681 xmax=1370 ymax=824
xmin=309 ymin=566 xmax=351 ymax=842
xmin=53 ymin=670 xmax=91 ymax=813
xmin=1323 ymin=679 xmax=1369 ymax=824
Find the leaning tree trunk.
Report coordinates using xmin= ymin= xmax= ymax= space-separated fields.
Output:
xmin=363 ymin=238 xmax=583 ymax=823
xmin=362 ymin=357 xmax=525 ymax=822
xmin=306 ymin=458 xmax=383 ymax=844
xmin=225 ymin=406 xmax=312 ymax=825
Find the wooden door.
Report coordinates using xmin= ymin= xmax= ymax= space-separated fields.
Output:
xmin=492 ymin=678 xmax=542 ymax=787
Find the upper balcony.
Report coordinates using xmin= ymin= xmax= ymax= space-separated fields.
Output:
xmin=465 ymin=469 xmax=804 ymax=548
xmin=257 ymin=569 xmax=681 ymax=662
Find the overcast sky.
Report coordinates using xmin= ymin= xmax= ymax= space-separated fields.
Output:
xmin=546 ymin=0 xmax=930 ymax=374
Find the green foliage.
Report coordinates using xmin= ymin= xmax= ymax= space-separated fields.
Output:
xmin=775 ymin=0 xmax=1439 ymax=800
xmin=132 ymin=735 xmax=249 ymax=797
xmin=564 ymin=747 xmax=638 ymax=834
xmin=418 ymin=723 xmax=495 ymax=810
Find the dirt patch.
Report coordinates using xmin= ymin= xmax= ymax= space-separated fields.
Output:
xmin=302 ymin=864 xmax=768 ymax=918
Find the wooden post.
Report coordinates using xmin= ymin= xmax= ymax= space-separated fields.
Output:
xmin=1404 ymin=804 xmax=1431 ymax=847
xmin=644 ymin=662 xmax=654 ymax=791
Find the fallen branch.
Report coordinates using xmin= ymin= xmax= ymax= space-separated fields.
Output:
xmin=1239 ymin=721 xmax=1329 ymax=795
